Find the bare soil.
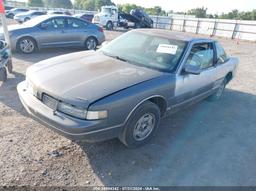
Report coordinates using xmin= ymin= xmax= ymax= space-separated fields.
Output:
xmin=0 ymin=29 xmax=256 ymax=186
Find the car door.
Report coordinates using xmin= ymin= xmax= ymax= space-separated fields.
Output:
xmin=63 ymin=18 xmax=89 ymax=47
xmin=36 ymin=17 xmax=70 ymax=48
xmin=172 ymin=42 xmax=216 ymax=109
xmin=212 ymin=42 xmax=230 ymax=88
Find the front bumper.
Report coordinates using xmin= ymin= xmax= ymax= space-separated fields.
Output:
xmin=17 ymin=81 xmax=122 ymax=142
xmin=14 ymin=17 xmax=24 ymax=23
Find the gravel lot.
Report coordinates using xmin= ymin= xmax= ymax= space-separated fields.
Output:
xmin=0 ymin=29 xmax=256 ymax=186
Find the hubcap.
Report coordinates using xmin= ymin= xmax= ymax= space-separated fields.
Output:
xmin=133 ymin=113 xmax=155 ymax=141
xmin=87 ymin=39 xmax=96 ymax=50
xmin=20 ymin=39 xmax=34 ymax=53
xmin=107 ymin=23 xmax=112 ymax=29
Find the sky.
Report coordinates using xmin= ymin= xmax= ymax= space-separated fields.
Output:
xmin=15 ymin=0 xmax=256 ymax=14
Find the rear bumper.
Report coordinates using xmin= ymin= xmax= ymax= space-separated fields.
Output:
xmin=97 ymin=33 xmax=106 ymax=45
xmin=17 ymin=81 xmax=122 ymax=142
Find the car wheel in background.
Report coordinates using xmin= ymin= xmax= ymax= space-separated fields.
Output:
xmin=17 ymin=37 xmax=36 ymax=54
xmin=135 ymin=22 xmax=141 ymax=29
xmin=8 ymin=13 xmax=14 ymax=19
xmin=119 ymin=101 xmax=161 ymax=148
xmin=0 ymin=67 xmax=7 ymax=82
xmin=85 ymin=37 xmax=97 ymax=50
xmin=106 ymin=21 xmax=113 ymax=30
xmin=24 ymin=17 xmax=30 ymax=22
xmin=7 ymin=60 xmax=13 ymax=73
xmin=207 ymin=78 xmax=227 ymax=101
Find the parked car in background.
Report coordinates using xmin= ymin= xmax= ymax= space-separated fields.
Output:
xmin=47 ymin=10 xmax=72 ymax=15
xmin=74 ymin=13 xmax=94 ymax=23
xmin=17 ymin=29 xmax=239 ymax=148
xmin=4 ymin=5 xmax=14 ymax=11
xmin=129 ymin=9 xmax=153 ymax=28
xmin=6 ymin=8 xmax=29 ymax=19
xmin=0 ymin=15 xmax=105 ymax=53
xmin=14 ymin=10 xmax=46 ymax=23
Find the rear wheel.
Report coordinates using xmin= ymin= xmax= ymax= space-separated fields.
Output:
xmin=135 ymin=22 xmax=141 ymax=29
xmin=119 ymin=101 xmax=160 ymax=148
xmin=7 ymin=60 xmax=13 ymax=73
xmin=8 ymin=13 xmax=14 ymax=19
xmin=0 ymin=67 xmax=7 ymax=82
xmin=24 ymin=17 xmax=30 ymax=22
xmin=85 ymin=37 xmax=97 ymax=50
xmin=17 ymin=37 xmax=36 ymax=54
xmin=207 ymin=78 xmax=227 ymax=101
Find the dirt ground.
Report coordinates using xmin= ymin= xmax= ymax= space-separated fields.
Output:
xmin=0 ymin=29 xmax=256 ymax=186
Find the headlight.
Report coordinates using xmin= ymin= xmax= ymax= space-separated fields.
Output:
xmin=26 ymin=79 xmax=37 ymax=96
xmin=86 ymin=110 xmax=108 ymax=120
xmin=57 ymin=102 xmax=87 ymax=119
xmin=57 ymin=102 xmax=108 ymax=120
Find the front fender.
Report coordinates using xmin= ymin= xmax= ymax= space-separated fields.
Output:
xmin=88 ymin=74 xmax=175 ymax=127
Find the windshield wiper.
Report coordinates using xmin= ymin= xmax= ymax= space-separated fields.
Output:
xmin=102 ymin=52 xmax=130 ymax=62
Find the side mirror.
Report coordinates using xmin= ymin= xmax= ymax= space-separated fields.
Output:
xmin=183 ymin=64 xmax=201 ymax=75
xmin=102 ymin=41 xmax=109 ymax=47
xmin=40 ymin=23 xmax=48 ymax=29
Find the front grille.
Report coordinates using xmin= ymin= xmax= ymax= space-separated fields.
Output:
xmin=42 ymin=94 xmax=58 ymax=110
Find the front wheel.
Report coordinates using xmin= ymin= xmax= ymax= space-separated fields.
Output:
xmin=85 ymin=37 xmax=97 ymax=50
xmin=119 ymin=101 xmax=160 ymax=148
xmin=0 ymin=67 xmax=7 ymax=82
xmin=17 ymin=37 xmax=36 ymax=54
xmin=207 ymin=78 xmax=227 ymax=101
xmin=24 ymin=17 xmax=30 ymax=22
xmin=106 ymin=21 xmax=113 ymax=30
xmin=7 ymin=60 xmax=13 ymax=73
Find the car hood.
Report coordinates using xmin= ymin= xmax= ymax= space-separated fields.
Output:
xmin=26 ymin=51 xmax=163 ymax=108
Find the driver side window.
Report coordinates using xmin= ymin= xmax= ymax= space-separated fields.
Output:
xmin=42 ymin=18 xmax=65 ymax=30
xmin=186 ymin=43 xmax=214 ymax=70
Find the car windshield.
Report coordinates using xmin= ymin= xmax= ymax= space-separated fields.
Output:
xmin=99 ymin=31 xmax=187 ymax=72
xmin=101 ymin=8 xmax=111 ymax=14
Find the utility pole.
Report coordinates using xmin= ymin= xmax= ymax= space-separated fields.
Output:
xmin=0 ymin=0 xmax=11 ymax=48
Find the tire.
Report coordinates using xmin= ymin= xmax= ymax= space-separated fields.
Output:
xmin=85 ymin=37 xmax=97 ymax=50
xmin=0 ymin=67 xmax=7 ymax=82
xmin=106 ymin=21 xmax=113 ymax=30
xmin=7 ymin=60 xmax=13 ymax=73
xmin=119 ymin=101 xmax=161 ymax=148
xmin=17 ymin=37 xmax=36 ymax=54
xmin=24 ymin=17 xmax=30 ymax=22
xmin=9 ymin=13 xmax=14 ymax=19
xmin=207 ymin=78 xmax=227 ymax=101
xmin=135 ymin=22 xmax=141 ymax=29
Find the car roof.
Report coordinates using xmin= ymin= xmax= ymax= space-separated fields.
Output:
xmin=35 ymin=14 xmax=72 ymax=20
xmin=135 ymin=29 xmax=215 ymax=43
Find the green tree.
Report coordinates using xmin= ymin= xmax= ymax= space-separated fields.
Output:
xmin=95 ymin=0 xmax=114 ymax=9
xmin=118 ymin=3 xmax=142 ymax=13
xmin=145 ymin=6 xmax=166 ymax=16
xmin=45 ymin=0 xmax=73 ymax=9
xmin=187 ymin=7 xmax=207 ymax=18
xmin=28 ymin=0 xmax=44 ymax=7
xmin=74 ymin=0 xmax=114 ymax=11
xmin=83 ymin=0 xmax=95 ymax=10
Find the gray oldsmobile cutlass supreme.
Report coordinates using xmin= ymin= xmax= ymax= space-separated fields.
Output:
xmin=17 ymin=29 xmax=238 ymax=148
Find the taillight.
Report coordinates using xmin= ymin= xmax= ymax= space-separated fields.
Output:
xmin=98 ymin=27 xmax=103 ymax=33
